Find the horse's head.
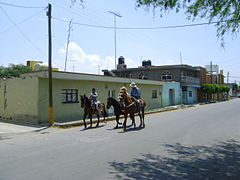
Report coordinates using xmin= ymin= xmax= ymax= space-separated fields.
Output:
xmin=80 ymin=94 xmax=88 ymax=108
xmin=107 ymin=97 xmax=114 ymax=109
xmin=119 ymin=92 xmax=132 ymax=104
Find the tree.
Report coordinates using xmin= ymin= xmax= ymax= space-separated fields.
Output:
xmin=0 ymin=64 xmax=32 ymax=78
xmin=136 ymin=0 xmax=240 ymax=45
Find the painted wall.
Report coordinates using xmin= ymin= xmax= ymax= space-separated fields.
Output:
xmin=0 ymin=76 xmax=38 ymax=123
xmin=187 ymin=86 xmax=197 ymax=104
xmin=38 ymin=77 xmax=163 ymax=123
xmin=161 ymin=81 xmax=181 ymax=107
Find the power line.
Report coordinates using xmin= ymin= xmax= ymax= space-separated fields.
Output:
xmin=52 ymin=17 xmax=113 ymax=29
xmin=0 ymin=1 xmax=46 ymax=9
xmin=52 ymin=16 xmax=239 ymax=30
xmin=0 ymin=9 xmax=45 ymax=36
xmin=0 ymin=6 xmax=46 ymax=57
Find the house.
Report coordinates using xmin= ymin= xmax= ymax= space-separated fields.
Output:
xmin=0 ymin=71 xmax=181 ymax=124
xmin=103 ymin=57 xmax=206 ymax=104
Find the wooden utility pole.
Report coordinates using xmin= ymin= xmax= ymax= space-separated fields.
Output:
xmin=227 ymin=71 xmax=229 ymax=84
xmin=47 ymin=3 xmax=54 ymax=125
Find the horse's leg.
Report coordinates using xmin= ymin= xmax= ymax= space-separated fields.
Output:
xmin=83 ymin=113 xmax=87 ymax=128
xmin=114 ymin=115 xmax=120 ymax=129
xmin=123 ymin=114 xmax=127 ymax=131
xmin=89 ymin=115 xmax=92 ymax=128
xmin=130 ymin=113 xmax=136 ymax=128
xmin=138 ymin=111 xmax=142 ymax=127
xmin=142 ymin=108 xmax=145 ymax=127
xmin=96 ymin=113 xmax=100 ymax=127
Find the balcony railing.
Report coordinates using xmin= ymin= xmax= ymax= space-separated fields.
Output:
xmin=181 ymin=75 xmax=200 ymax=85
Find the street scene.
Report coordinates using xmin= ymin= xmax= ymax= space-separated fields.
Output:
xmin=1 ymin=0 xmax=240 ymax=179
xmin=1 ymin=98 xmax=240 ymax=180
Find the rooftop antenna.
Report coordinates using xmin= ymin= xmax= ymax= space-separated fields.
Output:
xmin=108 ymin=11 xmax=121 ymax=69
xmin=180 ymin=52 xmax=183 ymax=65
xmin=64 ymin=19 xmax=73 ymax=71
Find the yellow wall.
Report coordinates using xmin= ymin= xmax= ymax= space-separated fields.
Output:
xmin=0 ymin=77 xmax=38 ymax=123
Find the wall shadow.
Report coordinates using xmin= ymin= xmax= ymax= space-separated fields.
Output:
xmin=109 ymin=139 xmax=240 ymax=180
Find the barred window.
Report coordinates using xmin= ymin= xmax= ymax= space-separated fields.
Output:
xmin=162 ymin=72 xmax=172 ymax=80
xmin=62 ymin=89 xmax=79 ymax=103
xmin=108 ymin=90 xmax=116 ymax=98
xmin=152 ymin=90 xmax=157 ymax=99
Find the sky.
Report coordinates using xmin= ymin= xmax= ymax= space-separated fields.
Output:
xmin=0 ymin=0 xmax=240 ymax=83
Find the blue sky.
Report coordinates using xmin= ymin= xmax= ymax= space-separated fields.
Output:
xmin=0 ymin=0 xmax=240 ymax=83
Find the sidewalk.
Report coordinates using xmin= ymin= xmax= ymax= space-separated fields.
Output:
xmin=0 ymin=121 xmax=48 ymax=136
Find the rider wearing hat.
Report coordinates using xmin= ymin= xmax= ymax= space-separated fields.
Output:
xmin=89 ymin=88 xmax=98 ymax=110
xmin=130 ymin=82 xmax=141 ymax=112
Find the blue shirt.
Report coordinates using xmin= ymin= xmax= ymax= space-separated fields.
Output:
xmin=130 ymin=87 xmax=141 ymax=98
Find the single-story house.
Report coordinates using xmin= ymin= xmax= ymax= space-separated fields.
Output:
xmin=0 ymin=71 xmax=181 ymax=124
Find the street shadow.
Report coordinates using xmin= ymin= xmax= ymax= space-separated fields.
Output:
xmin=118 ymin=126 xmax=145 ymax=133
xmin=109 ymin=139 xmax=240 ymax=180
xmin=80 ymin=124 xmax=105 ymax=131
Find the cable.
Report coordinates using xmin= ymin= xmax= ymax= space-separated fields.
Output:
xmin=52 ymin=17 xmax=113 ymax=29
xmin=0 ymin=9 xmax=45 ymax=36
xmin=0 ymin=6 xmax=47 ymax=57
xmin=52 ymin=16 xmax=239 ymax=30
xmin=0 ymin=1 xmax=46 ymax=9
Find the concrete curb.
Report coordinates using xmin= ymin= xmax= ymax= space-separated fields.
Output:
xmin=53 ymin=104 xmax=196 ymax=128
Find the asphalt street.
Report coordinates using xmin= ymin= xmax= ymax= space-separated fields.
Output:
xmin=0 ymin=99 xmax=240 ymax=180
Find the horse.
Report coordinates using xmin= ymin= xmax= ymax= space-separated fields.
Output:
xmin=80 ymin=95 xmax=108 ymax=128
xmin=119 ymin=92 xmax=146 ymax=130
xmin=106 ymin=97 xmax=124 ymax=129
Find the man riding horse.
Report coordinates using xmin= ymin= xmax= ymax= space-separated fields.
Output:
xmin=89 ymin=88 xmax=98 ymax=110
xmin=130 ymin=82 xmax=141 ymax=112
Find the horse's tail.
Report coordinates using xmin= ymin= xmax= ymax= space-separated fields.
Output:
xmin=103 ymin=104 xmax=108 ymax=117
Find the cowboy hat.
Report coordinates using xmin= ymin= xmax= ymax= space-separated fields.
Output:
xmin=120 ymin=86 xmax=127 ymax=91
xmin=130 ymin=82 xmax=137 ymax=88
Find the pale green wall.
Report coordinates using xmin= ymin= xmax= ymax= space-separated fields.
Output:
xmin=161 ymin=81 xmax=181 ymax=107
xmin=38 ymin=78 xmax=163 ymax=123
xmin=0 ymin=77 xmax=38 ymax=123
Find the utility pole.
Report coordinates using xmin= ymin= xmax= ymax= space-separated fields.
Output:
xmin=109 ymin=11 xmax=121 ymax=69
xmin=64 ymin=19 xmax=73 ymax=71
xmin=47 ymin=3 xmax=54 ymax=125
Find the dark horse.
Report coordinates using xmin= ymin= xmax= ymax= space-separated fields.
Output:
xmin=106 ymin=97 xmax=123 ymax=129
xmin=80 ymin=95 xmax=108 ymax=128
xmin=119 ymin=92 xmax=146 ymax=130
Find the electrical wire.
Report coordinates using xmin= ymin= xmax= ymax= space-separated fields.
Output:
xmin=0 ymin=9 xmax=45 ymax=36
xmin=52 ymin=16 xmax=239 ymax=30
xmin=0 ymin=1 xmax=46 ymax=9
xmin=0 ymin=6 xmax=47 ymax=57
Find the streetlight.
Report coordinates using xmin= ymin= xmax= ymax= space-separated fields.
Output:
xmin=108 ymin=11 xmax=121 ymax=69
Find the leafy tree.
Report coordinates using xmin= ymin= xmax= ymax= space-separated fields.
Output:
xmin=0 ymin=64 xmax=32 ymax=78
xmin=136 ymin=0 xmax=240 ymax=45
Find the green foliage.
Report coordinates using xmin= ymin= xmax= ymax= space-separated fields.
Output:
xmin=201 ymin=83 xmax=230 ymax=94
xmin=0 ymin=64 xmax=32 ymax=78
xmin=136 ymin=0 xmax=240 ymax=46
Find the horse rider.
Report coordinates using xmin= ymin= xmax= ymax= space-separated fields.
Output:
xmin=130 ymin=82 xmax=141 ymax=112
xmin=118 ymin=86 xmax=128 ymax=110
xmin=89 ymin=88 xmax=98 ymax=110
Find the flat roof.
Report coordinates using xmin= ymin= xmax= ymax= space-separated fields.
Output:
xmin=20 ymin=70 xmax=180 ymax=86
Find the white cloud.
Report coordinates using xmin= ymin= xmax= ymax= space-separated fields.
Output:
xmin=56 ymin=42 xmax=138 ymax=74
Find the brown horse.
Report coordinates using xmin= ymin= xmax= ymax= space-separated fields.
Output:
xmin=80 ymin=95 xmax=108 ymax=128
xmin=119 ymin=92 xmax=146 ymax=130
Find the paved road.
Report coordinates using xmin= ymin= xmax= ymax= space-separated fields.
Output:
xmin=0 ymin=99 xmax=240 ymax=180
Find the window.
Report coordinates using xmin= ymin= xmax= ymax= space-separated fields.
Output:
xmin=108 ymin=90 xmax=116 ymax=98
xmin=62 ymin=89 xmax=78 ymax=103
xmin=152 ymin=90 xmax=157 ymax=99
xmin=162 ymin=72 xmax=172 ymax=80
xmin=189 ymin=91 xmax=192 ymax=97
